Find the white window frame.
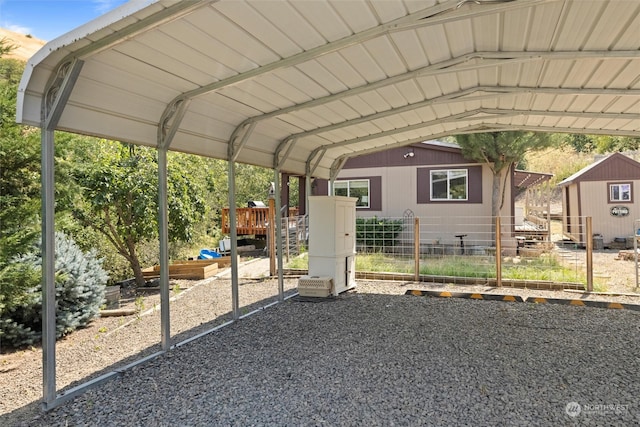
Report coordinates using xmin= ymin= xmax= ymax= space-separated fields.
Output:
xmin=430 ymin=169 xmax=468 ymax=201
xmin=333 ymin=179 xmax=370 ymax=208
xmin=610 ymin=183 xmax=631 ymax=202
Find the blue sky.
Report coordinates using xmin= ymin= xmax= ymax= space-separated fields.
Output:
xmin=0 ymin=0 xmax=129 ymax=41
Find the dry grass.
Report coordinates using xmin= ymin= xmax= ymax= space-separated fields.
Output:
xmin=524 ymin=146 xmax=593 ymax=186
xmin=0 ymin=28 xmax=46 ymax=61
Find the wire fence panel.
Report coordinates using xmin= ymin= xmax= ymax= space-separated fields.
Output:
xmin=354 ymin=216 xmax=414 ymax=273
xmin=416 ymin=215 xmax=496 ymax=284
xmin=280 ymin=215 xmax=309 ymax=270
xmin=283 ymin=213 xmax=639 ymax=293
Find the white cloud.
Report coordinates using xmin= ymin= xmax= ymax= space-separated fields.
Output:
xmin=93 ymin=0 xmax=120 ymax=14
xmin=5 ymin=23 xmax=32 ymax=36
xmin=0 ymin=0 xmax=32 ymax=37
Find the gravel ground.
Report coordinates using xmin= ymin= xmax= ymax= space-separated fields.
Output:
xmin=2 ymin=255 xmax=640 ymax=426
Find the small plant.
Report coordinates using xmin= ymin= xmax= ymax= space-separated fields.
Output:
xmin=285 ymin=253 xmax=308 ymax=270
xmin=172 ymin=284 xmax=182 ymax=295
xmin=135 ymin=296 xmax=145 ymax=313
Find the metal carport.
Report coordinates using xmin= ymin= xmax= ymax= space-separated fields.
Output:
xmin=16 ymin=0 xmax=640 ymax=410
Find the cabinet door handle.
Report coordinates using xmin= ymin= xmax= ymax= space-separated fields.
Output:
xmin=345 ymin=233 xmax=350 ymax=236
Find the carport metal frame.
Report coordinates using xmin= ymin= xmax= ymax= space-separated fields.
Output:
xmin=16 ymin=0 xmax=640 ymax=411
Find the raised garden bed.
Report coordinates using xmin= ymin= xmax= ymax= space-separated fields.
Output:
xmin=142 ymin=256 xmax=237 ymax=280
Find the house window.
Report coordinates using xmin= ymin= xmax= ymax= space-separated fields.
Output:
xmin=431 ymin=169 xmax=468 ymax=201
xmin=609 ymin=183 xmax=632 ymax=202
xmin=334 ymin=179 xmax=370 ymax=208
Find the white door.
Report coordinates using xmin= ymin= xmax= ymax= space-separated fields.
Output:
xmin=336 ymin=200 xmax=355 ymax=255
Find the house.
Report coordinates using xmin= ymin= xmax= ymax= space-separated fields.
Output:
xmin=558 ymin=152 xmax=640 ymax=246
xmin=313 ymin=140 xmax=550 ymax=250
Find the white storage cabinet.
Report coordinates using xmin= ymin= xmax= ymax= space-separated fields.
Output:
xmin=305 ymin=196 xmax=357 ymax=296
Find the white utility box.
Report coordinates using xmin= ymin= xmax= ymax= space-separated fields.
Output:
xmin=303 ymin=195 xmax=357 ymax=296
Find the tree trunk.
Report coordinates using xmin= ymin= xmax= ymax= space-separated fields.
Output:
xmin=491 ymin=170 xmax=502 ymax=218
xmin=130 ymin=256 xmax=146 ymax=287
xmin=491 ymin=170 xmax=502 ymax=244
xmin=125 ymin=238 xmax=146 ymax=287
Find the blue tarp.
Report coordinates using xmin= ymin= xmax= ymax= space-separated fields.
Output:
xmin=198 ymin=248 xmax=221 ymax=259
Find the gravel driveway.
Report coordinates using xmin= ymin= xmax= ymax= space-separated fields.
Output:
xmin=3 ymin=255 xmax=640 ymax=426
xmin=5 ymin=282 xmax=640 ymax=426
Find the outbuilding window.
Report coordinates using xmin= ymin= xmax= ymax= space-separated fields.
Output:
xmin=609 ymin=182 xmax=632 ymax=203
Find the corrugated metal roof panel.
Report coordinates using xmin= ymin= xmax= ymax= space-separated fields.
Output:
xmin=16 ymin=0 xmax=640 ymax=180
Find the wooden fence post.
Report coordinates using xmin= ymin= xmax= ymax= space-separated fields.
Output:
xmin=586 ymin=216 xmax=593 ymax=292
xmin=496 ymin=216 xmax=502 ymax=287
xmin=414 ymin=217 xmax=420 ymax=282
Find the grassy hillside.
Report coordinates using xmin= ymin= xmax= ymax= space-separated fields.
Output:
xmin=525 ymin=144 xmax=640 ymax=187
xmin=524 ymin=145 xmax=592 ymax=187
xmin=0 ymin=28 xmax=46 ymax=62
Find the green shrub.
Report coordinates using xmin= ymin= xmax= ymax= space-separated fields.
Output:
xmin=356 ymin=217 xmax=404 ymax=249
xmin=0 ymin=233 xmax=108 ymax=348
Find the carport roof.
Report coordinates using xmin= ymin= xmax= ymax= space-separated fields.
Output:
xmin=16 ymin=0 xmax=640 ymax=180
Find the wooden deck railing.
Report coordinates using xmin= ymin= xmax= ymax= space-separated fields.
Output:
xmin=221 ymin=207 xmax=300 ymax=235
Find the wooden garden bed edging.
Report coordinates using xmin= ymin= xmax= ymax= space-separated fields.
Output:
xmin=141 ymin=256 xmax=238 ymax=280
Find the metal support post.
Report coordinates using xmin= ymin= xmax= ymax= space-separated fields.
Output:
xmin=158 ymin=148 xmax=171 ymax=349
xmin=227 ymin=161 xmax=240 ymax=319
xmin=268 ymin=197 xmax=276 ymax=277
xmin=41 ymin=128 xmax=57 ymax=410
xmin=274 ymin=171 xmax=284 ymax=300
xmin=39 ymin=58 xmax=84 ymax=411
xmin=305 ymin=174 xmax=312 ymax=211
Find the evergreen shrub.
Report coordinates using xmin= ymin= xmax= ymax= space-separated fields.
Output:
xmin=0 ymin=232 xmax=108 ymax=348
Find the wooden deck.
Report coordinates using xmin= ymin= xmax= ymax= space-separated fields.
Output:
xmin=221 ymin=207 xmax=299 ymax=235
xmin=515 ymin=215 xmax=550 ymax=238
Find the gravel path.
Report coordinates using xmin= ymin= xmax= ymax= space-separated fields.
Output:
xmin=3 ymin=257 xmax=640 ymax=426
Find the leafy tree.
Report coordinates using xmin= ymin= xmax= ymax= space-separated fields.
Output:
xmin=68 ymin=141 xmax=206 ymax=286
xmin=0 ymin=59 xmax=39 ymax=253
xmin=1 ymin=233 xmax=107 ymax=348
xmin=562 ymin=134 xmax=595 ymax=153
xmin=454 ymin=131 xmax=553 ymax=232
xmin=205 ymin=160 xmax=275 ymax=209
xmin=199 ymin=158 xmax=279 ymax=228
xmin=560 ymin=133 xmax=640 ymax=154
xmin=233 ymin=163 xmax=276 ymax=205
xmin=0 ymin=57 xmax=43 ymax=328
xmin=593 ymin=135 xmax=640 ymax=154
